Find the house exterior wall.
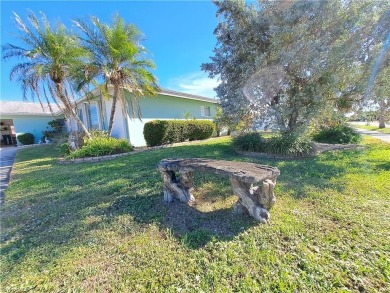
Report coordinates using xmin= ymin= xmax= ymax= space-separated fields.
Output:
xmin=67 ymin=91 xmax=218 ymax=147
xmin=104 ymin=99 xmax=129 ymax=140
xmin=127 ymin=93 xmax=217 ymax=146
xmin=1 ymin=115 xmax=61 ymax=144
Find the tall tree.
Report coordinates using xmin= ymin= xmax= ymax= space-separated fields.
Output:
xmin=203 ymin=0 xmax=390 ymax=134
xmin=73 ymin=15 xmax=160 ymax=136
xmin=366 ymin=34 xmax=390 ymax=128
xmin=2 ymin=12 xmax=92 ymax=138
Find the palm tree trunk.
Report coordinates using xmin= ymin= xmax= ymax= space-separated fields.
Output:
xmin=73 ymin=112 xmax=92 ymax=138
xmin=107 ymin=84 xmax=119 ymax=136
xmin=54 ymin=82 xmax=91 ymax=139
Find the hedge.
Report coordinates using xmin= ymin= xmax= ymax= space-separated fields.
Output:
xmin=17 ymin=133 xmax=35 ymax=145
xmin=312 ymin=124 xmax=361 ymax=144
xmin=143 ymin=120 xmax=215 ymax=146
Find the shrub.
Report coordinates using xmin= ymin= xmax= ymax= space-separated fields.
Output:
xmin=143 ymin=120 xmax=215 ymax=147
xmin=59 ymin=143 xmax=71 ymax=155
xmin=233 ymin=132 xmax=314 ymax=156
xmin=232 ymin=132 xmax=264 ymax=152
xmin=89 ymin=130 xmax=109 ymax=138
xmin=264 ymin=133 xmax=314 ymax=156
xmin=43 ymin=119 xmax=65 ymax=142
xmin=143 ymin=120 xmax=169 ymax=147
xmin=68 ymin=137 xmax=133 ymax=159
xmin=17 ymin=133 xmax=35 ymax=145
xmin=313 ymin=124 xmax=361 ymax=144
xmin=187 ymin=120 xmax=215 ymax=140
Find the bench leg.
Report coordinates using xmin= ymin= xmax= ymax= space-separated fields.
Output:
xmin=230 ymin=178 xmax=276 ymax=223
xmin=160 ymin=171 xmax=194 ymax=203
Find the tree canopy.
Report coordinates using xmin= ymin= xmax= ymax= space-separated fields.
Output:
xmin=3 ymin=12 xmax=160 ymax=139
xmin=202 ymin=0 xmax=390 ymax=134
xmin=2 ymin=12 xmax=92 ymax=137
xmin=74 ymin=15 xmax=160 ymax=136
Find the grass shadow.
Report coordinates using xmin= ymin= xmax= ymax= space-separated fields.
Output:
xmin=1 ymin=138 xmax=378 ymax=265
xmin=97 ymin=172 xmax=258 ymax=249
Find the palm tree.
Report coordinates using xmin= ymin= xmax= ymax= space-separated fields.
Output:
xmin=2 ymin=12 xmax=92 ymax=139
xmin=74 ymin=15 xmax=160 ymax=136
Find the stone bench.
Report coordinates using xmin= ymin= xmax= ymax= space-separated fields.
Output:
xmin=157 ymin=158 xmax=280 ymax=223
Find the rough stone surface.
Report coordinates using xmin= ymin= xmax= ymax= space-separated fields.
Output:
xmin=157 ymin=158 xmax=280 ymax=223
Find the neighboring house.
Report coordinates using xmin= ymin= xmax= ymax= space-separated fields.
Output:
xmin=0 ymin=101 xmax=62 ymax=145
xmin=66 ymin=88 xmax=219 ymax=146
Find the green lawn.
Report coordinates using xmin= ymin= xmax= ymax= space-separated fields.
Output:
xmin=1 ymin=137 xmax=389 ymax=292
xmin=350 ymin=123 xmax=390 ymax=134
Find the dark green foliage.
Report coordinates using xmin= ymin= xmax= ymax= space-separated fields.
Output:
xmin=313 ymin=124 xmax=361 ymax=144
xmin=233 ymin=132 xmax=314 ymax=156
xmin=59 ymin=143 xmax=71 ymax=155
xmin=232 ymin=132 xmax=264 ymax=152
xmin=264 ymin=133 xmax=314 ymax=156
xmin=143 ymin=120 xmax=215 ymax=147
xmin=89 ymin=130 xmax=109 ymax=138
xmin=43 ymin=119 xmax=66 ymax=141
xmin=187 ymin=121 xmax=215 ymax=141
xmin=48 ymin=119 xmax=65 ymax=133
xmin=68 ymin=137 xmax=133 ymax=159
xmin=17 ymin=133 xmax=35 ymax=145
xmin=143 ymin=120 xmax=169 ymax=147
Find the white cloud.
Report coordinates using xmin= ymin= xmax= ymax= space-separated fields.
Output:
xmin=167 ymin=72 xmax=220 ymax=98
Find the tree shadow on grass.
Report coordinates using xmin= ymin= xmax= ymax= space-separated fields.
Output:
xmin=97 ymin=174 xmax=259 ymax=249
xmin=375 ymin=162 xmax=390 ymax=171
xmin=270 ymin=149 xmax=371 ymax=199
xmin=1 ymin=142 xmax=373 ymax=266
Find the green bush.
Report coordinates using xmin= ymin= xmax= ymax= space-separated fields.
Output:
xmin=68 ymin=137 xmax=133 ymax=159
xmin=43 ymin=119 xmax=65 ymax=141
xmin=232 ymin=132 xmax=264 ymax=152
xmin=143 ymin=120 xmax=215 ymax=147
xmin=143 ymin=120 xmax=169 ymax=147
xmin=313 ymin=124 xmax=361 ymax=144
xmin=89 ymin=130 xmax=109 ymax=138
xmin=59 ymin=143 xmax=71 ymax=155
xmin=187 ymin=120 xmax=215 ymax=140
xmin=264 ymin=133 xmax=314 ymax=156
xmin=17 ymin=133 xmax=35 ymax=145
xmin=233 ymin=132 xmax=314 ymax=156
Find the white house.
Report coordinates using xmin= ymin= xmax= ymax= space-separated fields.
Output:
xmin=66 ymin=88 xmax=219 ymax=147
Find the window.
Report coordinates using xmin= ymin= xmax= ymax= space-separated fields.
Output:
xmin=87 ymin=103 xmax=100 ymax=130
xmin=201 ymin=106 xmax=211 ymax=117
xmin=77 ymin=107 xmax=84 ymax=130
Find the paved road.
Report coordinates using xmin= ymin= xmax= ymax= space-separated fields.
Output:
xmin=353 ymin=128 xmax=390 ymax=144
xmin=0 ymin=146 xmax=18 ymax=204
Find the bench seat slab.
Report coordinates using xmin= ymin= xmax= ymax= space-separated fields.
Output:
xmin=157 ymin=158 xmax=280 ymax=223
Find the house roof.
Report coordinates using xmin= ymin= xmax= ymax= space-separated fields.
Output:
xmin=159 ymin=88 xmax=219 ymax=104
xmin=0 ymin=101 xmax=61 ymax=116
xmin=75 ymin=87 xmax=219 ymax=105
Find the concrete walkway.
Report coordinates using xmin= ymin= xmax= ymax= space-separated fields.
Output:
xmin=353 ymin=128 xmax=390 ymax=144
xmin=0 ymin=146 xmax=18 ymax=204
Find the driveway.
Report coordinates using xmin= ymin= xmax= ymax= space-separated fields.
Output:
xmin=0 ymin=146 xmax=18 ymax=204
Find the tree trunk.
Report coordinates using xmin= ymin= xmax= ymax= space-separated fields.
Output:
xmin=54 ymin=82 xmax=91 ymax=139
xmin=378 ymin=99 xmax=387 ymax=129
xmin=287 ymin=109 xmax=299 ymax=133
xmin=107 ymin=85 xmax=119 ymax=136
xmin=73 ymin=112 xmax=92 ymax=139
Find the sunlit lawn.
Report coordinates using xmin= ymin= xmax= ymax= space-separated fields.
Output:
xmin=1 ymin=136 xmax=389 ymax=292
xmin=350 ymin=123 xmax=390 ymax=134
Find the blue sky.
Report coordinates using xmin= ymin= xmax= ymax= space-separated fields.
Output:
xmin=1 ymin=0 xmax=221 ymax=102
